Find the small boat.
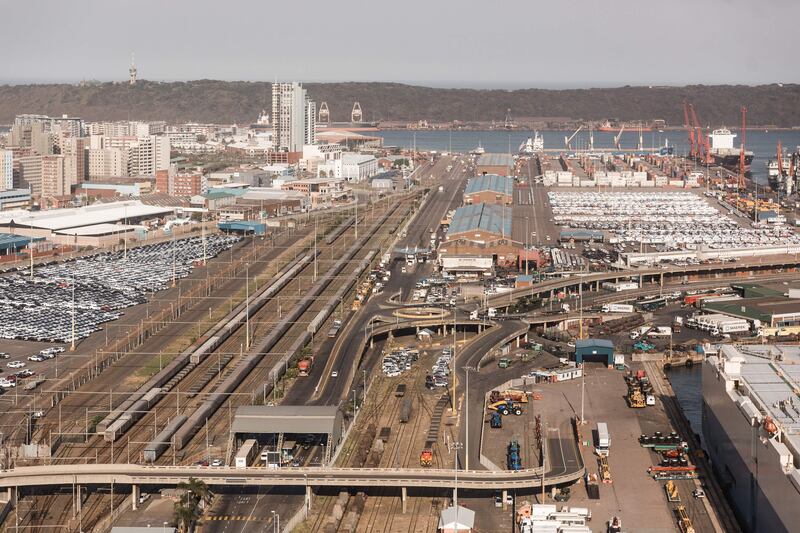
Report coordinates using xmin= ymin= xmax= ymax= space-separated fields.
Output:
xmin=470 ymin=141 xmax=485 ymax=155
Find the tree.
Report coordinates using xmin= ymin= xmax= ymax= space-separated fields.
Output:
xmin=177 ymin=477 xmax=211 ymax=509
xmin=173 ymin=494 xmax=199 ymax=533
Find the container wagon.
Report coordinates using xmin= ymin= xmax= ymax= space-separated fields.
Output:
xmin=399 ymin=397 xmax=412 ymax=423
xmin=235 ymin=439 xmax=259 ymax=468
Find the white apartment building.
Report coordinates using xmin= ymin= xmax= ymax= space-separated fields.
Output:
xmin=95 ymin=135 xmax=170 ymax=175
xmin=319 ymin=153 xmax=379 ymax=182
xmin=15 ymin=114 xmax=84 ymax=138
xmin=272 ymin=82 xmax=315 ymax=152
xmin=0 ymin=150 xmax=13 ymax=191
xmin=88 ymin=148 xmax=127 ymax=178
xmin=87 ymin=121 xmax=166 ymax=137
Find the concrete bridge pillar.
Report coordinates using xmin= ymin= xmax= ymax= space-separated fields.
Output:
xmin=516 ymin=336 xmax=520 ymax=348
xmin=76 ymin=485 xmax=82 ymax=514
xmin=131 ymin=484 xmax=139 ymax=510
xmin=401 ymin=486 xmax=407 ymax=513
xmin=502 ymin=489 xmax=508 ymax=510
xmin=305 ymin=485 xmax=313 ymax=510
xmin=0 ymin=486 xmax=14 ymax=505
xmin=370 ymin=337 xmax=374 ymax=349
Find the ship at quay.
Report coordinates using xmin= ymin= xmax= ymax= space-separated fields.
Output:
xmin=703 ymin=344 xmax=800 ymax=532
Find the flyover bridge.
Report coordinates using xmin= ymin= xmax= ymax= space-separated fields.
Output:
xmin=0 ymin=462 xmax=584 ymax=495
xmin=480 ymin=256 xmax=800 ymax=311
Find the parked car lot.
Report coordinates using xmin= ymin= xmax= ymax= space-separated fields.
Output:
xmin=548 ymin=191 xmax=800 ymax=251
xmin=0 ymin=235 xmax=240 ymax=343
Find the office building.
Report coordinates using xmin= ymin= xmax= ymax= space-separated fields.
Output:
xmin=0 ymin=150 xmax=12 ymax=191
xmin=155 ymin=167 xmax=205 ymax=196
xmin=18 ymin=155 xmax=43 ymax=195
xmin=15 ymin=114 xmax=84 ymax=138
xmin=272 ymin=82 xmax=315 ymax=152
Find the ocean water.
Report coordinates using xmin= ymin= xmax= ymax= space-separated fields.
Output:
xmin=375 ymin=129 xmax=800 ymax=184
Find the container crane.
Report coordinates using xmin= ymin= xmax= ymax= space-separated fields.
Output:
xmin=738 ymin=106 xmax=747 ymax=189
xmin=613 ymin=125 xmax=625 ymax=150
xmin=564 ymin=126 xmax=583 ymax=150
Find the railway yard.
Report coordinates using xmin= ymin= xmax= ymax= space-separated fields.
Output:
xmin=1 ymin=150 xmax=800 ymax=533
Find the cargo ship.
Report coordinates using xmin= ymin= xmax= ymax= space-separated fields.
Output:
xmin=707 ymin=128 xmax=754 ymax=171
xmin=518 ymin=132 xmax=544 ymax=155
xmin=597 ymin=120 xmax=652 ymax=132
xmin=766 ymin=145 xmax=799 ymax=195
xmin=702 ymin=344 xmax=800 ymax=532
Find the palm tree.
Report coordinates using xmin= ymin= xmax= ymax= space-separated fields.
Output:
xmin=173 ymin=494 xmax=198 ymax=533
xmin=177 ymin=477 xmax=211 ymax=509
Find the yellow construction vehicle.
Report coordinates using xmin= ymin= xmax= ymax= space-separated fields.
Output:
xmin=628 ymin=387 xmax=646 ymax=408
xmin=676 ymin=505 xmax=695 ymax=533
xmin=599 ymin=456 xmax=612 ymax=484
xmin=665 ymin=480 xmax=680 ymax=502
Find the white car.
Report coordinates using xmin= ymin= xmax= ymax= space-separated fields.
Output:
xmin=330 ymin=371 xmax=338 ymax=378
xmin=0 ymin=380 xmax=15 ymax=389
xmin=7 ymin=361 xmax=25 ymax=369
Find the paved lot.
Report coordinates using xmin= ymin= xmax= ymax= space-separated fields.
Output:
xmin=534 ymin=363 xmax=676 ymax=532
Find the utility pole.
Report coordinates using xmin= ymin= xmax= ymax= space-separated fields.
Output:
xmin=245 ymin=263 xmax=250 ymax=350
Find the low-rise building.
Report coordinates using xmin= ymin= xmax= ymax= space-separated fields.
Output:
xmin=463 ymin=174 xmax=513 ymax=205
xmin=476 ymin=153 xmax=514 ymax=176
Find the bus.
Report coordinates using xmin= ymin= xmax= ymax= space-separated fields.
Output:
xmin=235 ymin=439 xmax=258 ymax=468
xmin=636 ymin=296 xmax=667 ymax=311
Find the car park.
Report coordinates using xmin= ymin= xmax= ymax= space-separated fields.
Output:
xmin=0 ymin=235 xmax=240 ymax=343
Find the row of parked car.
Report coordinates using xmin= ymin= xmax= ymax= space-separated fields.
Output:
xmin=382 ymin=348 xmax=420 ymax=377
xmin=0 ymin=235 xmax=240 ymax=343
xmin=425 ymin=346 xmax=452 ymax=389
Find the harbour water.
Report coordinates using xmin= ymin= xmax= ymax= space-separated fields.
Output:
xmin=666 ymin=366 xmax=704 ymax=446
xmin=375 ymin=129 xmax=800 ymax=184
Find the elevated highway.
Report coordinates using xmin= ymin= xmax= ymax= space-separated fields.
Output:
xmin=0 ymin=462 xmax=583 ymax=492
xmin=480 ymin=256 xmax=800 ymax=310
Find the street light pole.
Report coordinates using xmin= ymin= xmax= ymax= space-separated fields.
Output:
xmin=525 ymin=216 xmax=529 ymax=276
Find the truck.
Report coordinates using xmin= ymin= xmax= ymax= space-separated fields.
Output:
xmin=327 ymin=319 xmax=343 ymax=338
xmin=235 ymin=439 xmax=258 ymax=468
xmin=488 ymin=400 xmax=523 ymax=416
xmin=601 ymin=304 xmax=634 ymax=314
xmin=297 ymin=358 xmax=313 ymax=376
xmin=438 ymin=185 xmax=444 ymax=192
xmin=487 ymin=307 xmax=497 ymax=318
xmin=629 ymin=325 xmax=651 ymax=340
xmin=490 ymin=412 xmax=503 ymax=428
xmin=672 ymin=316 xmax=683 ymax=333
xmin=596 ymin=422 xmax=610 ymax=455
xmin=498 ymin=357 xmax=512 ymax=368
xmin=647 ymin=326 xmax=672 ymax=338
xmin=507 ymin=440 xmax=522 ymax=471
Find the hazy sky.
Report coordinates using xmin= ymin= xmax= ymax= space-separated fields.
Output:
xmin=2 ymin=0 xmax=797 ymax=87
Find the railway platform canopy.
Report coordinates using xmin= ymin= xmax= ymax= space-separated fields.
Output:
xmin=232 ymin=405 xmax=343 ymax=458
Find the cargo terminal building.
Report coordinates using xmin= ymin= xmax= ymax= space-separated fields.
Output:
xmin=703 ymin=297 xmax=800 ymax=330
xmin=438 ymin=203 xmax=521 ymax=277
xmin=463 ymin=174 xmax=514 ymax=206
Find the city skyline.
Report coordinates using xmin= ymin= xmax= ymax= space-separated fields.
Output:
xmin=1 ymin=0 xmax=798 ymax=88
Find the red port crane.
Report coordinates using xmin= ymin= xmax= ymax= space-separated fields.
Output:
xmin=683 ymin=102 xmax=695 ymax=159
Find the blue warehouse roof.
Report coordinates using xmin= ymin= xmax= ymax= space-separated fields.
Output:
xmin=218 ymin=220 xmax=267 ymax=235
xmin=464 ymin=174 xmax=514 ymax=197
xmin=575 ymin=339 xmax=614 ymax=351
xmin=476 ymin=153 xmax=514 ymax=167
xmin=0 ymin=233 xmax=34 ymax=252
xmin=449 ymin=203 xmax=512 ymax=237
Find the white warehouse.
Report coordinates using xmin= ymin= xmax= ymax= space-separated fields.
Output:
xmin=319 ymin=153 xmax=378 ymax=182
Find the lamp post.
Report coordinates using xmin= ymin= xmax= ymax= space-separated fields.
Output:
xmin=462 ymin=366 xmax=476 ymax=470
xmin=452 ymin=441 xmax=463 ymax=526
xmin=525 ymin=216 xmax=530 ymax=276
xmin=271 ymin=510 xmax=280 ymax=533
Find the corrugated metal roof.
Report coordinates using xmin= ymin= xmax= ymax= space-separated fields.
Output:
xmin=0 ymin=233 xmax=31 ymax=251
xmin=0 ymin=201 xmax=173 ymax=231
xmin=231 ymin=405 xmax=342 ymax=436
xmin=476 ymin=153 xmax=514 ymax=167
xmin=576 ymin=339 xmax=614 ymax=350
xmin=448 ymin=203 xmax=512 ymax=237
xmin=464 ymin=174 xmax=513 ymax=196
